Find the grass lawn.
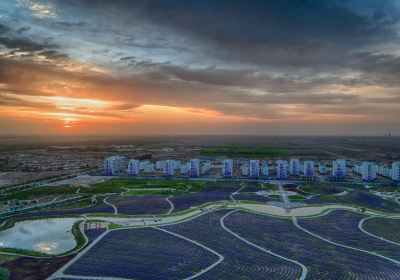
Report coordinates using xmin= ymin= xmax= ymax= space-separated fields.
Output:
xmin=288 ymin=195 xmax=307 ymax=202
xmin=267 ymin=194 xmax=282 ymax=201
xmin=0 ymin=185 xmax=80 ymax=202
xmin=85 ymin=178 xmax=233 ymax=195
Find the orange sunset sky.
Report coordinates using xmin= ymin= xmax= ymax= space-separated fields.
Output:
xmin=1 ymin=1 xmax=400 ymax=135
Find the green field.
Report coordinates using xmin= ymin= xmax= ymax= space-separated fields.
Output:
xmin=200 ymin=145 xmax=289 ymax=158
xmin=0 ymin=185 xmax=80 ymax=202
xmin=267 ymin=194 xmax=281 ymax=201
xmin=86 ymin=178 xmax=237 ymax=195
xmin=288 ymin=195 xmax=307 ymax=202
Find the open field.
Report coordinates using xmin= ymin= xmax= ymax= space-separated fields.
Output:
xmin=299 ymin=210 xmax=400 ymax=261
xmin=226 ymin=210 xmax=400 ymax=279
xmin=64 ymin=227 xmax=219 ymax=279
xmin=361 ymin=217 xmax=400 ymax=244
xmin=305 ymin=191 xmax=400 ymax=213
xmin=51 ymin=209 xmax=400 ymax=280
xmin=107 ymin=195 xmax=172 ymax=215
xmin=200 ymin=145 xmax=290 ymax=158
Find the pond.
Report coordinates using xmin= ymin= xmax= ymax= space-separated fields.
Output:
xmin=0 ymin=218 xmax=79 ymax=254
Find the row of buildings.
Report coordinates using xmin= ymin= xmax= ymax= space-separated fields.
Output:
xmin=104 ymin=156 xmax=400 ymax=182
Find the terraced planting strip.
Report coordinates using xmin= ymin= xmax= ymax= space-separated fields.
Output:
xmin=360 ymin=216 xmax=400 ymax=244
xmin=106 ymin=195 xmax=172 ymax=215
xmin=56 ymin=227 xmax=220 ymax=279
xmin=163 ymin=209 xmax=303 ymax=280
xmin=297 ymin=210 xmax=400 ymax=263
xmin=220 ymin=210 xmax=308 ymax=280
xmin=224 ymin=210 xmax=400 ymax=279
xmin=154 ymin=227 xmax=224 ymax=280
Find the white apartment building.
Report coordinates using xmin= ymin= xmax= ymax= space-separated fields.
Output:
xmin=140 ymin=160 xmax=153 ymax=174
xmin=360 ymin=161 xmax=377 ymax=181
xmin=155 ymin=160 xmax=164 ymax=170
xmin=303 ymin=160 xmax=315 ymax=177
xmin=223 ymin=159 xmax=233 ymax=177
xmin=163 ymin=160 xmax=175 ymax=176
xmin=261 ymin=161 xmax=269 ymax=177
xmin=180 ymin=162 xmax=189 ymax=174
xmin=249 ymin=160 xmax=260 ymax=178
xmin=127 ymin=159 xmax=140 ymax=176
xmin=189 ymin=159 xmax=200 ymax=177
xmin=289 ymin=159 xmax=300 ymax=176
xmin=332 ymin=159 xmax=346 ymax=177
xmin=173 ymin=160 xmax=181 ymax=171
xmin=377 ymin=163 xmax=392 ymax=178
xmin=104 ymin=155 xmax=124 ymax=175
xmin=276 ymin=160 xmax=288 ymax=179
xmin=201 ymin=161 xmax=212 ymax=175
xmin=241 ymin=163 xmax=249 ymax=176
xmin=392 ymin=161 xmax=400 ymax=181
xmin=318 ymin=162 xmax=327 ymax=174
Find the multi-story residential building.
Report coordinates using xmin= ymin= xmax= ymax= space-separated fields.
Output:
xmin=127 ymin=159 xmax=140 ymax=176
xmin=140 ymin=160 xmax=153 ymax=173
xmin=223 ymin=159 xmax=233 ymax=177
xmin=173 ymin=160 xmax=181 ymax=171
xmin=261 ymin=161 xmax=269 ymax=177
xmin=155 ymin=160 xmax=164 ymax=170
xmin=377 ymin=163 xmax=391 ymax=178
xmin=318 ymin=162 xmax=327 ymax=174
xmin=180 ymin=162 xmax=189 ymax=174
xmin=360 ymin=161 xmax=376 ymax=181
xmin=276 ymin=160 xmax=288 ymax=179
xmin=163 ymin=160 xmax=175 ymax=176
xmin=201 ymin=161 xmax=212 ymax=175
xmin=289 ymin=159 xmax=300 ymax=176
xmin=189 ymin=159 xmax=200 ymax=177
xmin=241 ymin=162 xmax=249 ymax=176
xmin=332 ymin=159 xmax=346 ymax=177
xmin=249 ymin=160 xmax=260 ymax=178
xmin=392 ymin=161 xmax=400 ymax=181
xmin=104 ymin=155 xmax=124 ymax=175
xmin=303 ymin=160 xmax=315 ymax=177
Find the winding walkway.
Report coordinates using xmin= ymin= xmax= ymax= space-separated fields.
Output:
xmin=292 ymin=215 xmax=400 ymax=267
xmin=103 ymin=195 xmax=118 ymax=214
xmin=165 ymin=196 xmax=174 ymax=214
xmin=49 ymin=229 xmax=110 ymax=279
xmin=155 ymin=227 xmax=224 ymax=280
xmin=358 ymin=216 xmax=400 ymax=246
xmin=220 ymin=210 xmax=308 ymax=280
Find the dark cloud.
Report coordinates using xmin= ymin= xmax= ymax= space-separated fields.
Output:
xmin=0 ymin=36 xmax=56 ymax=52
xmin=60 ymin=0 xmax=400 ymax=68
xmin=38 ymin=50 xmax=69 ymax=59
xmin=119 ymin=56 xmax=135 ymax=61
xmin=56 ymin=21 xmax=86 ymax=27
xmin=17 ymin=26 xmax=31 ymax=34
xmin=0 ymin=24 xmax=10 ymax=34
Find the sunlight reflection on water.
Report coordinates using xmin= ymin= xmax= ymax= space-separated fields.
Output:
xmin=0 ymin=218 xmax=78 ymax=254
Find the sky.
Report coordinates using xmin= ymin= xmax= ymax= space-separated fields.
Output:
xmin=0 ymin=0 xmax=400 ymax=135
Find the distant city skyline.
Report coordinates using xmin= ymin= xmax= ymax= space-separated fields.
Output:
xmin=1 ymin=0 xmax=400 ymax=135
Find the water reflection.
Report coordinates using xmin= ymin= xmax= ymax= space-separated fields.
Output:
xmin=0 ymin=218 xmax=79 ymax=254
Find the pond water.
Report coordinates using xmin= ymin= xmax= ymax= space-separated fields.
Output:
xmin=0 ymin=218 xmax=79 ymax=254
